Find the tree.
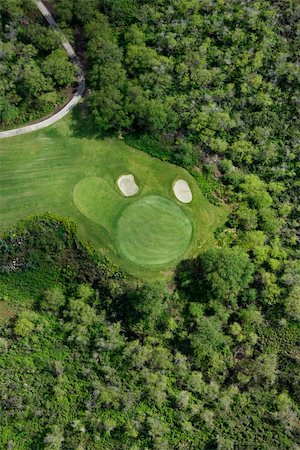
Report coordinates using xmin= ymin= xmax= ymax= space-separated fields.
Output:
xmin=230 ymin=140 xmax=258 ymax=165
xmin=77 ymin=284 xmax=94 ymax=301
xmin=20 ymin=62 xmax=52 ymax=97
xmin=41 ymin=286 xmax=65 ymax=312
xmin=88 ymin=87 xmax=131 ymax=133
xmin=43 ymin=49 xmax=76 ymax=87
xmin=25 ymin=24 xmax=61 ymax=52
xmin=275 ymin=393 xmax=299 ymax=433
xmin=14 ymin=317 xmax=34 ymax=337
xmin=0 ymin=97 xmax=19 ymax=125
xmin=239 ymin=307 xmax=264 ymax=326
xmin=234 ymin=204 xmax=258 ymax=231
xmin=0 ymin=337 xmax=8 ymax=352
xmin=124 ymin=283 xmax=168 ymax=333
xmin=195 ymin=247 xmax=254 ymax=306
xmin=36 ymin=91 xmax=59 ymax=112
xmin=285 ymin=285 xmax=300 ymax=321
xmin=65 ymin=299 xmax=97 ymax=326
xmin=260 ymin=271 xmax=281 ymax=305
xmin=44 ymin=425 xmax=64 ymax=450
xmin=254 ymin=353 xmax=278 ymax=385
xmin=240 ymin=175 xmax=273 ymax=209
xmin=72 ymin=1 xmax=97 ymax=24
xmin=52 ymin=0 xmax=74 ymax=25
xmin=190 ymin=316 xmax=227 ymax=368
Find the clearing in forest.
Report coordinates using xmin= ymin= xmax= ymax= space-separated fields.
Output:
xmin=0 ymin=117 xmax=227 ymax=278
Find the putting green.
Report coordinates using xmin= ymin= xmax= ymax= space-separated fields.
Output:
xmin=117 ymin=195 xmax=192 ymax=267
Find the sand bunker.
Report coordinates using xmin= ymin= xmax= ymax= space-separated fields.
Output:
xmin=173 ymin=179 xmax=192 ymax=203
xmin=117 ymin=174 xmax=139 ymax=197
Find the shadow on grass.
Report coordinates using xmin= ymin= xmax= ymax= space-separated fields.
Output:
xmin=69 ymin=105 xmax=114 ymax=141
xmin=174 ymin=257 xmax=200 ymax=295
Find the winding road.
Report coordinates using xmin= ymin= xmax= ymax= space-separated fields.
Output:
xmin=0 ymin=0 xmax=85 ymax=139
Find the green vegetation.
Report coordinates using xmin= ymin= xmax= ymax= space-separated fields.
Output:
xmin=57 ymin=0 xmax=299 ymax=175
xmin=0 ymin=0 xmax=76 ymax=128
xmin=0 ymin=117 xmax=226 ymax=277
xmin=117 ymin=195 xmax=192 ymax=267
xmin=0 ymin=217 xmax=299 ymax=449
xmin=0 ymin=0 xmax=299 ymax=448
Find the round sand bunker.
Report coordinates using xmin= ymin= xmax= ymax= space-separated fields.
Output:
xmin=173 ymin=179 xmax=192 ymax=203
xmin=118 ymin=174 xmax=139 ymax=197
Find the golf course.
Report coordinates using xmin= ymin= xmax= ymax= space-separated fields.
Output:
xmin=0 ymin=116 xmax=227 ymax=278
xmin=0 ymin=0 xmax=227 ymax=278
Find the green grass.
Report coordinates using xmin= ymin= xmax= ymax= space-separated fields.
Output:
xmin=0 ymin=116 xmax=227 ymax=278
xmin=117 ymin=195 xmax=193 ymax=267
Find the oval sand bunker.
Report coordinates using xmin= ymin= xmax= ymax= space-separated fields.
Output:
xmin=173 ymin=179 xmax=192 ymax=203
xmin=118 ymin=174 xmax=139 ymax=197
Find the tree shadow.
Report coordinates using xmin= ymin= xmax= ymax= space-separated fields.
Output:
xmin=69 ymin=105 xmax=114 ymax=141
xmin=174 ymin=257 xmax=201 ymax=296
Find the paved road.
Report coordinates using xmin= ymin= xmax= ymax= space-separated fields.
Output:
xmin=0 ymin=0 xmax=85 ymax=139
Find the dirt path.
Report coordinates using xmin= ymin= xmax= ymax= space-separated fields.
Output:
xmin=0 ymin=0 xmax=85 ymax=139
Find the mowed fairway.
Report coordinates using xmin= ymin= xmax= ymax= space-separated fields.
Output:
xmin=0 ymin=116 xmax=227 ymax=278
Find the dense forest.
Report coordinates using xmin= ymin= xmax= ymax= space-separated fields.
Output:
xmin=0 ymin=0 xmax=300 ymax=448
xmin=0 ymin=0 xmax=76 ymax=127
xmin=1 ymin=215 xmax=299 ymax=448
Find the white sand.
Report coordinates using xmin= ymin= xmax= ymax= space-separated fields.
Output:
xmin=173 ymin=179 xmax=192 ymax=203
xmin=117 ymin=174 xmax=139 ymax=197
